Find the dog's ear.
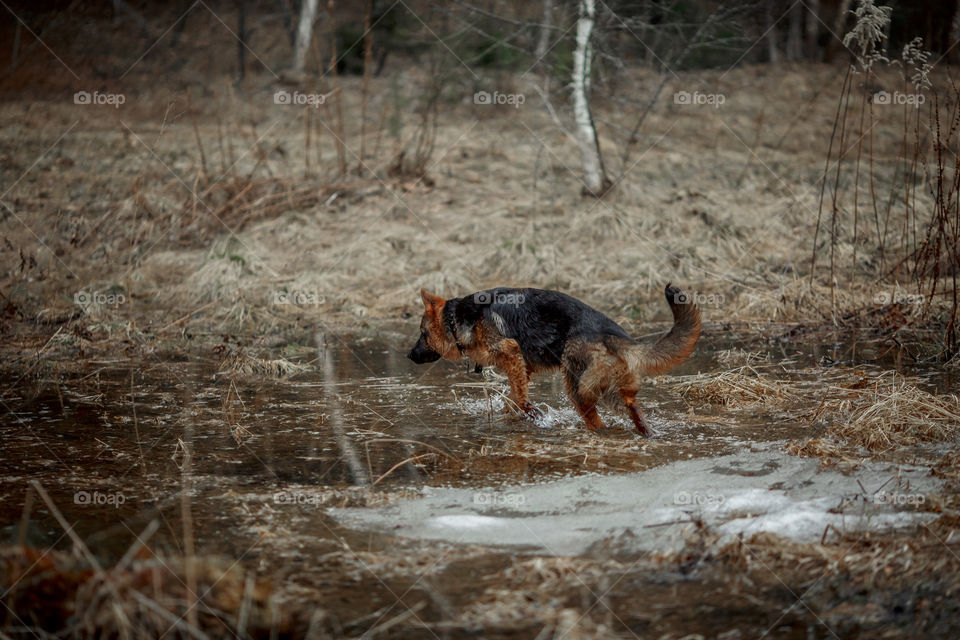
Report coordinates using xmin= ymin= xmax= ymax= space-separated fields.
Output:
xmin=419 ymin=288 xmax=445 ymax=313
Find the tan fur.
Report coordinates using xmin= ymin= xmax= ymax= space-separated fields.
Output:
xmin=419 ymin=289 xmax=459 ymax=360
xmin=415 ymin=285 xmax=700 ymax=435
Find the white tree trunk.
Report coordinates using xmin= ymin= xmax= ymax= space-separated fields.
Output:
xmin=535 ymin=0 xmax=555 ymax=62
xmin=292 ymin=0 xmax=320 ymax=73
xmin=572 ymin=0 xmax=607 ymax=196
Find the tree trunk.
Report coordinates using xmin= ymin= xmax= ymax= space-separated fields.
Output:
xmin=572 ymin=0 xmax=609 ymax=197
xmin=535 ymin=0 xmax=555 ymax=62
xmin=326 ymin=0 xmax=347 ymax=176
xmin=786 ymin=2 xmax=803 ymax=61
xmin=825 ymin=0 xmax=852 ymax=62
xmin=806 ymin=0 xmax=821 ymax=60
xmin=236 ymin=0 xmax=246 ymax=81
xmin=765 ymin=0 xmax=780 ymax=63
xmin=292 ymin=0 xmax=320 ymax=73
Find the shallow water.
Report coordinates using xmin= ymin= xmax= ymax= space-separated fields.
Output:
xmin=0 ymin=325 xmax=951 ymax=561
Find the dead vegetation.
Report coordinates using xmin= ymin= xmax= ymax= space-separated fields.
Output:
xmin=784 ymin=437 xmax=863 ymax=468
xmin=673 ymin=360 xmax=960 ymax=463
xmin=676 ymin=365 xmax=797 ymax=407
xmin=650 ymin=518 xmax=960 ymax=634
xmin=216 ymin=347 xmax=312 ymax=380
xmin=4 ymin=62 xmax=955 ymax=344
xmin=1 ymin=545 xmax=286 ymax=638
xmin=810 ymin=372 xmax=960 ymax=452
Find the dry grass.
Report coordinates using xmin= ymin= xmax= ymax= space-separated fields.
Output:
xmin=933 ymin=450 xmax=960 ymax=481
xmin=655 ymin=517 xmax=960 ymax=595
xmin=0 ymin=545 xmax=282 ymax=638
xmin=715 ymin=347 xmax=768 ymax=365
xmin=216 ymin=348 xmax=311 ymax=380
xmin=456 ymin=557 xmax=626 ymax=639
xmin=784 ymin=437 xmax=863 ymax=469
xmin=6 ymin=62 xmax=948 ymax=341
xmin=812 ymin=372 xmax=960 ymax=452
xmin=676 ymin=365 xmax=797 ymax=408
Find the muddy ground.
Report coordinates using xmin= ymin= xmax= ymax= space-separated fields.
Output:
xmin=1 ymin=3 xmax=960 ymax=639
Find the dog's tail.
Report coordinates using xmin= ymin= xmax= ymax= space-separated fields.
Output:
xmin=627 ymin=283 xmax=701 ymax=375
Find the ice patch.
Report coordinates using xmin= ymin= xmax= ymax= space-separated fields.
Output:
xmin=718 ymin=504 xmax=927 ymax=540
xmin=718 ymin=487 xmax=797 ymax=512
xmin=331 ymin=447 xmax=943 ymax=556
xmin=430 ymin=515 xmax=511 ymax=529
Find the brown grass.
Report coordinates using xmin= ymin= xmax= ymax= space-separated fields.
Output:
xmin=216 ymin=347 xmax=311 ymax=380
xmin=785 ymin=437 xmax=863 ymax=468
xmin=811 ymin=372 xmax=960 ymax=452
xmin=0 ymin=545 xmax=281 ymax=638
xmin=5 ymin=62 xmax=952 ymax=342
xmin=676 ymin=365 xmax=797 ymax=408
xmin=456 ymin=557 xmax=626 ymax=639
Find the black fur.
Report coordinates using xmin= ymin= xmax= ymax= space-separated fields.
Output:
xmin=407 ymin=333 xmax=441 ymax=363
xmin=448 ymin=288 xmax=634 ymax=367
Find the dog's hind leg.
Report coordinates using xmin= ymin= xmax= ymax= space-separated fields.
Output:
xmin=562 ymin=340 xmax=608 ymax=430
xmin=564 ymin=370 xmax=606 ymax=430
xmin=620 ymin=388 xmax=654 ymax=437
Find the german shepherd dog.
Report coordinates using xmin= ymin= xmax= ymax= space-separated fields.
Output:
xmin=407 ymin=284 xmax=700 ymax=436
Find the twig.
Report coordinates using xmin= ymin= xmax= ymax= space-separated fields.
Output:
xmin=372 ymin=453 xmax=437 ymax=486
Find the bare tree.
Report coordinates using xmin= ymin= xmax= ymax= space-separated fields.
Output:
xmin=765 ymin=0 xmax=780 ymax=62
xmin=535 ymin=0 xmax=555 ymax=62
xmin=786 ymin=2 xmax=803 ymax=60
xmin=806 ymin=0 xmax=821 ymax=60
xmin=572 ymin=0 xmax=610 ymax=196
xmin=825 ymin=0 xmax=853 ymax=61
xmin=292 ymin=0 xmax=320 ymax=74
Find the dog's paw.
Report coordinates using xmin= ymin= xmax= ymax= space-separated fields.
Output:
xmin=503 ymin=402 xmax=543 ymax=421
xmin=636 ymin=422 xmax=656 ymax=438
xmin=522 ymin=403 xmax=544 ymax=421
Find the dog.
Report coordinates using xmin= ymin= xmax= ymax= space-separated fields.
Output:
xmin=407 ymin=284 xmax=700 ymax=436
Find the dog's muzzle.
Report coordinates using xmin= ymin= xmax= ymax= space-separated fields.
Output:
xmin=408 ymin=336 xmax=442 ymax=364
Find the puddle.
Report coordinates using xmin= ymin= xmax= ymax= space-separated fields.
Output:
xmin=0 ymin=327 xmax=951 ymax=563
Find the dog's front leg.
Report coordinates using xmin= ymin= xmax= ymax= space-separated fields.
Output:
xmin=495 ymin=339 xmax=541 ymax=419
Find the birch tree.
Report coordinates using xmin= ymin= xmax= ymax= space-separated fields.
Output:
xmin=534 ymin=0 xmax=555 ymax=62
xmin=292 ymin=0 xmax=320 ymax=73
xmin=572 ymin=0 xmax=610 ymax=196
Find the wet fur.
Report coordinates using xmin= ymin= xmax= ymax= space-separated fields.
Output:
xmin=407 ymin=284 xmax=701 ymax=436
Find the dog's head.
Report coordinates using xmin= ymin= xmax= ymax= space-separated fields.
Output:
xmin=408 ymin=288 xmax=460 ymax=364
